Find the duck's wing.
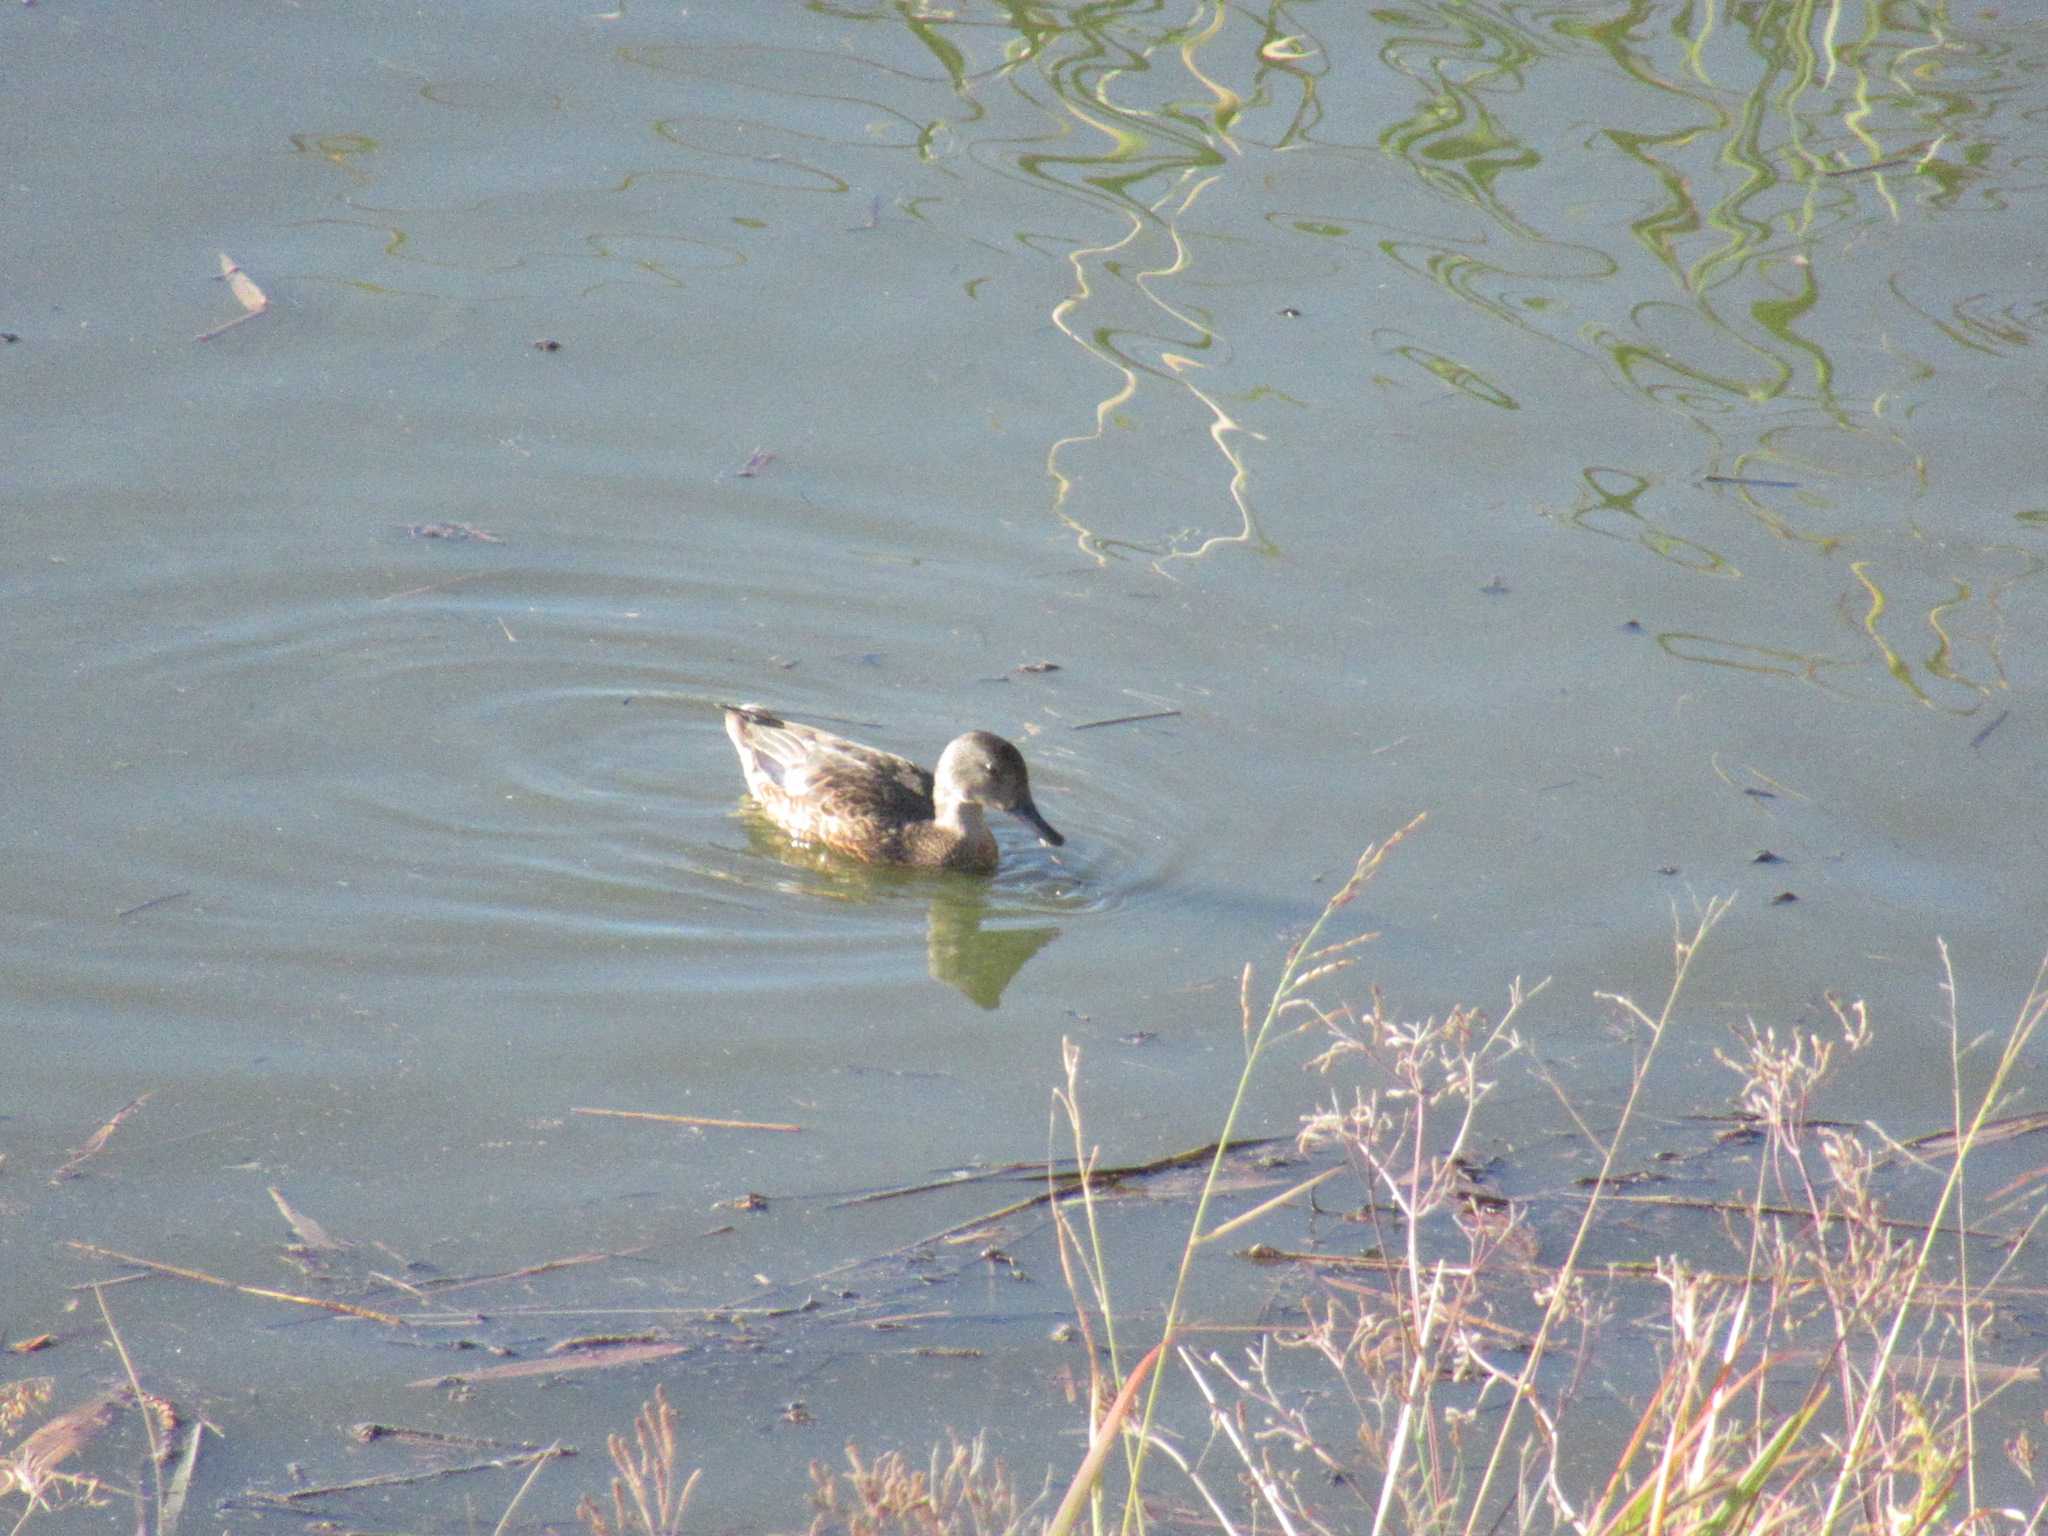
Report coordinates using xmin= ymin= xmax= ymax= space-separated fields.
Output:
xmin=794 ymin=730 xmax=936 ymax=824
xmin=725 ymin=706 xmax=935 ymax=821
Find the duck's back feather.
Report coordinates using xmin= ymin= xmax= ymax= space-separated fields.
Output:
xmin=723 ymin=705 xmax=999 ymax=867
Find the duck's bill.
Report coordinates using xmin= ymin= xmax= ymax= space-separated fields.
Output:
xmin=1011 ymin=802 xmax=1065 ymax=848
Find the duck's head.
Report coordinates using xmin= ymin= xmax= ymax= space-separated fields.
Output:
xmin=936 ymin=732 xmax=1065 ymax=848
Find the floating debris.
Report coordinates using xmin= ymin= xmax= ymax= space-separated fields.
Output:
xmin=404 ymin=522 xmax=503 ymax=543
xmin=1073 ymin=708 xmax=1180 ymax=730
xmin=51 ymin=1093 xmax=151 ymax=1182
xmin=1971 ymin=710 xmax=2010 ymax=750
xmin=572 ymin=1106 xmax=801 ymax=1133
xmin=1 ymin=1390 xmax=123 ymax=1508
xmin=195 ymin=252 xmax=268 ymax=342
xmin=115 ymin=890 xmax=189 ymax=919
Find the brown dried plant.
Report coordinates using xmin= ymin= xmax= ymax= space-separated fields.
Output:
xmin=0 ymin=1382 xmax=52 ymax=1444
xmin=1044 ymin=830 xmax=2048 ymax=1536
xmin=576 ymin=1386 xmax=699 ymax=1536
xmin=0 ymin=1390 xmax=122 ymax=1525
xmin=1243 ymin=922 xmax=2045 ymax=1535
xmin=804 ymin=1433 xmax=1030 ymax=1536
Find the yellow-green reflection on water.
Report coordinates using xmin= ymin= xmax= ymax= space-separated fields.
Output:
xmin=260 ymin=1 xmax=2048 ymax=714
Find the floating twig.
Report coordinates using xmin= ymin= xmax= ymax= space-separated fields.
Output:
xmin=410 ymin=1341 xmax=690 ymax=1388
xmin=115 ymin=891 xmax=189 ymax=920
xmin=835 ymin=1136 xmax=1283 ymax=1212
xmin=351 ymin=1423 xmax=571 ymax=1455
xmin=1703 ymin=474 xmax=1799 ymax=488
xmin=1072 ymin=709 xmax=1181 ymax=731
xmin=413 ymin=1248 xmax=632 ymax=1295
xmin=239 ymin=1447 xmax=568 ymax=1504
xmin=1970 ymin=709 xmax=2010 ymax=750
xmin=572 ymin=1106 xmax=802 ymax=1133
xmin=67 ymin=1242 xmax=405 ymax=1325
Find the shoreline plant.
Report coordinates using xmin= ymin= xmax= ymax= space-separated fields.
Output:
xmin=1041 ymin=827 xmax=2048 ymax=1536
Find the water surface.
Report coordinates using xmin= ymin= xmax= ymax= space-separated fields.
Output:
xmin=5 ymin=1 xmax=2045 ymax=1528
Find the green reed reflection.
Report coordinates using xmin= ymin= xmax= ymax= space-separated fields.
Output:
xmin=753 ymin=1 xmax=2040 ymax=705
xmin=1556 ymin=466 xmax=1732 ymax=573
xmin=799 ymin=1 xmax=1327 ymax=569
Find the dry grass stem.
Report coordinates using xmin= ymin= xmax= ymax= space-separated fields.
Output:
xmin=577 ymin=1386 xmax=698 ymax=1536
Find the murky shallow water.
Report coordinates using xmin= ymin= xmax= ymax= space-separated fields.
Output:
xmin=5 ymin=1 xmax=2046 ymax=1529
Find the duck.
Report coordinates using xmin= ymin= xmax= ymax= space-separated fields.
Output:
xmin=720 ymin=704 xmax=1064 ymax=873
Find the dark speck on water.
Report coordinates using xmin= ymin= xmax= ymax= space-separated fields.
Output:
xmin=1970 ymin=710 xmax=2009 ymax=749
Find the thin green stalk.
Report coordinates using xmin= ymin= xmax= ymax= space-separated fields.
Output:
xmin=1052 ymin=1042 xmax=1125 ymax=1536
